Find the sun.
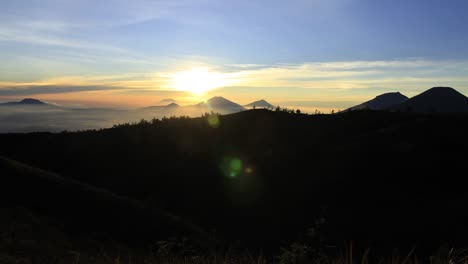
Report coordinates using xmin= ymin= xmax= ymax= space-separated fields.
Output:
xmin=172 ymin=68 xmax=228 ymax=95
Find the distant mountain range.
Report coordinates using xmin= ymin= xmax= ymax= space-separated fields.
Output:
xmin=0 ymin=96 xmax=275 ymax=132
xmin=139 ymin=96 xmax=248 ymax=115
xmin=4 ymin=88 xmax=468 ymax=114
xmin=2 ymin=88 xmax=467 ymax=132
xmin=3 ymin=88 xmax=468 ymax=115
xmin=2 ymin=96 xmax=271 ymax=114
xmin=348 ymin=87 xmax=468 ymax=113
xmin=141 ymin=97 xmax=275 ymax=115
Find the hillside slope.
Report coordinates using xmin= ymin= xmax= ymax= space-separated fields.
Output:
xmin=0 ymin=156 xmax=209 ymax=246
xmin=1 ymin=110 xmax=468 ymax=250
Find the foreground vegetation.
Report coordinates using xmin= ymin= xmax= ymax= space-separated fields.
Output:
xmin=2 ymin=241 xmax=468 ymax=264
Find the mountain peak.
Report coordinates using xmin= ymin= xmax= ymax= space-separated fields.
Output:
xmin=164 ymin=102 xmax=180 ymax=108
xmin=390 ymin=87 xmax=468 ymax=113
xmin=19 ymin=98 xmax=45 ymax=104
xmin=160 ymin=98 xmax=177 ymax=104
xmin=375 ymin=92 xmax=404 ymax=98
xmin=195 ymin=96 xmax=244 ymax=113
xmin=204 ymin=96 xmax=239 ymax=106
xmin=244 ymin=99 xmax=274 ymax=108
xmin=2 ymin=98 xmax=47 ymax=105
xmin=422 ymin=87 xmax=462 ymax=95
xmin=207 ymin=96 xmax=229 ymax=103
xmin=20 ymin=98 xmax=46 ymax=104
xmin=348 ymin=92 xmax=408 ymax=111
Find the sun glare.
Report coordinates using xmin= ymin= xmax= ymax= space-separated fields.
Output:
xmin=172 ymin=68 xmax=228 ymax=94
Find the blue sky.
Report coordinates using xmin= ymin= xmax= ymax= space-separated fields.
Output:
xmin=1 ymin=0 xmax=468 ymax=109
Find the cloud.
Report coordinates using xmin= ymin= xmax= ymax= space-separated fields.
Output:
xmin=1 ymin=59 xmax=467 ymax=106
xmin=227 ymin=59 xmax=468 ymax=91
xmin=0 ymin=85 xmax=126 ymax=96
xmin=226 ymin=64 xmax=268 ymax=69
xmin=0 ymin=1 xmax=193 ymax=53
xmin=0 ymin=25 xmax=125 ymax=52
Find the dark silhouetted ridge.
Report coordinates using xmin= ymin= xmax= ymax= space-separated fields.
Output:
xmin=2 ymin=109 xmax=468 ymax=251
xmin=348 ymin=92 xmax=408 ymax=111
xmin=2 ymin=98 xmax=47 ymax=105
xmin=20 ymin=98 xmax=46 ymax=104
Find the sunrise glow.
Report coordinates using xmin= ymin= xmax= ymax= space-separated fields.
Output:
xmin=171 ymin=68 xmax=230 ymax=95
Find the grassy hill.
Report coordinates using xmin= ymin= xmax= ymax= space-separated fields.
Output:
xmin=0 ymin=156 xmax=209 ymax=250
xmin=1 ymin=109 xmax=468 ymax=254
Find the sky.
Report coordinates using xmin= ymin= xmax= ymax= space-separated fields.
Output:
xmin=1 ymin=0 xmax=468 ymax=110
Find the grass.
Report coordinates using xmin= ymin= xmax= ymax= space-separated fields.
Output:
xmin=2 ymin=241 xmax=468 ymax=264
xmin=1 ymin=251 xmax=467 ymax=264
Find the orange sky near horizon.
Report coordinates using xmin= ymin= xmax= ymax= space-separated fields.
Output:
xmin=1 ymin=60 xmax=468 ymax=111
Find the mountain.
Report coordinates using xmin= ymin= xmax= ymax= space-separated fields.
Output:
xmin=1 ymin=98 xmax=48 ymax=106
xmin=195 ymin=96 xmax=245 ymax=114
xmin=200 ymin=96 xmax=243 ymax=109
xmin=347 ymin=92 xmax=408 ymax=111
xmin=140 ymin=102 xmax=180 ymax=111
xmin=165 ymin=102 xmax=180 ymax=108
xmin=390 ymin=87 xmax=468 ymax=113
xmin=160 ymin=98 xmax=177 ymax=104
xmin=244 ymin=99 xmax=274 ymax=109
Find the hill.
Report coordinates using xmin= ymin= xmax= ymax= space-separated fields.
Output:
xmin=1 ymin=110 xmax=468 ymax=252
xmin=347 ymin=92 xmax=408 ymax=111
xmin=390 ymin=87 xmax=468 ymax=113
xmin=0 ymin=156 xmax=209 ymax=247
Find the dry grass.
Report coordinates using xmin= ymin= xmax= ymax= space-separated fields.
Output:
xmin=2 ymin=245 xmax=468 ymax=264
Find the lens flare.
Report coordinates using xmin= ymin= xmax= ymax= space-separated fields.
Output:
xmin=220 ymin=157 xmax=243 ymax=178
xmin=207 ymin=114 xmax=220 ymax=128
